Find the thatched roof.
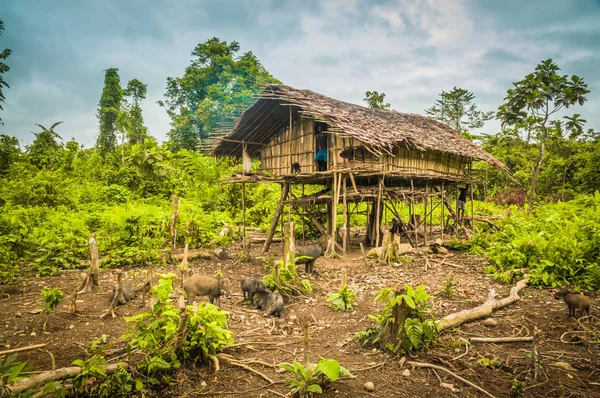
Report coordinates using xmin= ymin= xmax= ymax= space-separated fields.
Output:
xmin=211 ymin=84 xmax=507 ymax=172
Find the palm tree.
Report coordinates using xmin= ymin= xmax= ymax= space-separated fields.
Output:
xmin=28 ymin=121 xmax=64 ymax=168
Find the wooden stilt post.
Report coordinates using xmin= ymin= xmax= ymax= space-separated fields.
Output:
xmin=301 ymin=184 xmax=305 ymax=245
xmin=410 ymin=180 xmax=418 ymax=247
xmin=263 ymin=182 xmax=290 ymax=254
xmin=470 ymin=181 xmax=475 ymax=233
xmin=242 ymin=182 xmax=247 ymax=254
xmin=429 ymin=184 xmax=433 ymax=237
xmin=441 ymin=182 xmax=445 ymax=241
xmin=423 ymin=191 xmax=428 ymax=246
xmin=375 ymin=177 xmax=383 ymax=247
xmin=342 ymin=176 xmax=348 ymax=255
xmin=288 ymin=107 xmax=293 ymax=175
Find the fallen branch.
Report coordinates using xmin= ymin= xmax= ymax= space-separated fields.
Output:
xmin=437 ymin=274 xmax=530 ymax=332
xmin=429 ymin=259 xmax=464 ymax=269
xmin=350 ymin=362 xmax=385 ymax=372
xmin=407 ymin=361 xmax=496 ymax=398
xmin=3 ymin=362 xmax=128 ymax=396
xmin=470 ymin=337 xmax=533 ymax=343
xmin=0 ymin=344 xmax=47 ymax=356
xmin=217 ymin=354 xmax=274 ymax=384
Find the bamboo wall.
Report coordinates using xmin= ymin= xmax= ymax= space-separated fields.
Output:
xmin=260 ymin=116 xmax=468 ymax=180
xmin=260 ymin=116 xmax=315 ymax=176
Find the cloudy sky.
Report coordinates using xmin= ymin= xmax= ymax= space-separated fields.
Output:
xmin=1 ymin=0 xmax=599 ymax=147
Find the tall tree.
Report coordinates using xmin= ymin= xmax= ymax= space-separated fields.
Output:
xmin=363 ymin=91 xmax=391 ymax=110
xmin=123 ymin=79 xmax=148 ymax=144
xmin=497 ymin=59 xmax=589 ymax=206
xmin=96 ymin=68 xmax=123 ymax=156
xmin=160 ymin=37 xmax=280 ymax=151
xmin=0 ymin=134 xmax=19 ymax=175
xmin=28 ymin=122 xmax=64 ymax=169
xmin=0 ymin=19 xmax=13 ymax=125
xmin=425 ymin=87 xmax=493 ymax=134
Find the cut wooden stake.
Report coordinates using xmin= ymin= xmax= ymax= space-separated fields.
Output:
xmin=77 ymin=233 xmax=99 ymax=294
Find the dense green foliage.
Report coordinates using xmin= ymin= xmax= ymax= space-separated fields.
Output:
xmin=465 ymin=194 xmax=600 ymax=290
xmin=0 ymin=135 xmax=283 ymax=282
xmin=160 ymin=37 xmax=280 ymax=151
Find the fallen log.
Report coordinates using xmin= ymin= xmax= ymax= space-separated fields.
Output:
xmin=3 ymin=362 xmax=128 ymax=396
xmin=437 ymin=275 xmax=530 ymax=333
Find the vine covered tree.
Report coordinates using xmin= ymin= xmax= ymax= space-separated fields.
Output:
xmin=160 ymin=37 xmax=280 ymax=151
xmin=363 ymin=91 xmax=391 ymax=110
xmin=123 ymin=78 xmax=148 ymax=144
xmin=425 ymin=87 xmax=493 ymax=135
xmin=96 ymin=68 xmax=124 ymax=156
xmin=0 ymin=19 xmax=13 ymax=125
xmin=496 ymin=59 xmax=589 ymax=205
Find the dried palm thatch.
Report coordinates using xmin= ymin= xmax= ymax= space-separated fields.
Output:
xmin=211 ymin=84 xmax=507 ymax=172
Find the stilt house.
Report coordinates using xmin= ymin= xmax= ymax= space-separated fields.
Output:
xmin=212 ymin=84 xmax=507 ymax=253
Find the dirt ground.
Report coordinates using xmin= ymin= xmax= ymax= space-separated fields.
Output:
xmin=1 ymin=240 xmax=599 ymax=398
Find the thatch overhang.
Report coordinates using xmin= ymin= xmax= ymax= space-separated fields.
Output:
xmin=211 ymin=84 xmax=508 ymax=173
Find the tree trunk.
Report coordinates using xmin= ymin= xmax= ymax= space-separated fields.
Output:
xmin=528 ymin=139 xmax=545 ymax=208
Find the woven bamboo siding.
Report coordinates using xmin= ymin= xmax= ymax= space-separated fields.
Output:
xmin=260 ymin=116 xmax=315 ymax=176
xmin=259 ymin=115 xmax=468 ymax=179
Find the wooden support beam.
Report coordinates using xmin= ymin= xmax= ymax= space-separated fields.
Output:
xmin=242 ymin=182 xmax=247 ymax=254
xmin=342 ymin=177 xmax=348 ymax=255
xmin=262 ymin=183 xmax=290 ymax=254
xmin=375 ymin=177 xmax=383 ymax=247
xmin=303 ymin=207 xmax=344 ymax=253
xmin=441 ymin=182 xmax=445 ymax=241
xmin=410 ymin=180 xmax=418 ymax=247
xmin=349 ymin=171 xmax=359 ymax=194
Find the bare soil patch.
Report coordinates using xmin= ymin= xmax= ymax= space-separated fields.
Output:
xmin=1 ymin=242 xmax=599 ymax=397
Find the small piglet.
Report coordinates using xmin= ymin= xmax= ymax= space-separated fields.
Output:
xmin=554 ymin=289 xmax=591 ymax=318
xmin=256 ymin=292 xmax=284 ymax=318
xmin=241 ymin=277 xmax=271 ymax=306
xmin=108 ymin=284 xmax=136 ymax=305
xmin=183 ymin=275 xmax=231 ymax=307
xmin=295 ymin=243 xmax=324 ymax=274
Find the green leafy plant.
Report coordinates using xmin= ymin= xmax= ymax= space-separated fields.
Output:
xmin=511 ymin=377 xmax=525 ymax=398
xmin=279 ymin=358 xmax=354 ymax=396
xmin=442 ymin=273 xmax=457 ymax=298
xmin=327 ymin=284 xmax=357 ymax=311
xmin=0 ymin=354 xmax=31 ymax=386
xmin=301 ymin=279 xmax=313 ymax=294
xmin=357 ymin=284 xmax=438 ymax=353
xmin=124 ymin=273 xmax=234 ymax=386
xmin=40 ymin=287 xmax=64 ymax=313
xmin=478 ymin=357 xmax=501 ymax=368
